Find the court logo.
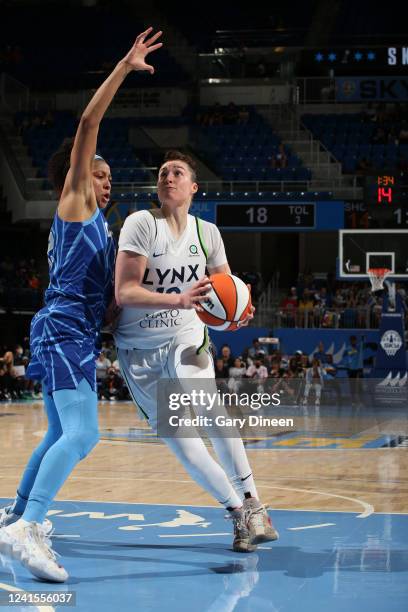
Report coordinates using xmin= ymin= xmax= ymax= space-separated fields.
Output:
xmin=380 ymin=330 xmax=402 ymax=356
xmin=189 ymin=244 xmax=199 ymax=257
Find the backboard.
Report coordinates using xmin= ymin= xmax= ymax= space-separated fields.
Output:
xmin=338 ymin=230 xmax=408 ymax=280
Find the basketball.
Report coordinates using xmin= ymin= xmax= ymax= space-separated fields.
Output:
xmin=197 ymin=273 xmax=252 ymax=331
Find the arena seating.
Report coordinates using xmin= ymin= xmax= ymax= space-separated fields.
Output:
xmin=302 ymin=113 xmax=408 ymax=174
xmin=1 ymin=7 xmax=187 ymax=89
xmin=198 ymin=107 xmax=312 ymax=182
xmin=15 ymin=112 xmax=155 ymax=185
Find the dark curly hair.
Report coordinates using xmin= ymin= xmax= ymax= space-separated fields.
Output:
xmin=47 ymin=137 xmax=74 ymax=193
xmin=162 ymin=150 xmax=197 ymax=182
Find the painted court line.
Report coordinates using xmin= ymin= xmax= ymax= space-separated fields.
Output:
xmin=61 ymin=477 xmax=375 ymax=517
xmin=257 ymin=484 xmax=374 ymax=518
xmin=287 ymin=523 xmax=336 ymax=531
xmin=159 ymin=533 xmax=230 ymax=538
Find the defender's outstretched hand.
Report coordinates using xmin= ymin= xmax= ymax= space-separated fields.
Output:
xmin=122 ymin=27 xmax=163 ymax=74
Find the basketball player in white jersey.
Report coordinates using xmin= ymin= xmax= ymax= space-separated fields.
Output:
xmin=114 ymin=150 xmax=278 ymax=552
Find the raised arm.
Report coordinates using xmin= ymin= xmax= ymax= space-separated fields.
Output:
xmin=59 ymin=28 xmax=163 ymax=220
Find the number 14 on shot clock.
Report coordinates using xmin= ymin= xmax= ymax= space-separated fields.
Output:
xmin=365 ymin=174 xmax=408 ymax=227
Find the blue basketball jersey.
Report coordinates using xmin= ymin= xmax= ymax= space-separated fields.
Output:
xmin=27 ymin=207 xmax=115 ymax=394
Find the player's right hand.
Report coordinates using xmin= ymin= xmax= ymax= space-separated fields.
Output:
xmin=122 ymin=28 xmax=163 ymax=75
xmin=178 ymin=277 xmax=212 ymax=311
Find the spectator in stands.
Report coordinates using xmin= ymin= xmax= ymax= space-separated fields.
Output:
xmin=0 ymin=363 xmax=9 ymax=401
xmin=100 ymin=366 xmax=125 ymax=401
xmin=371 ymin=296 xmax=383 ymax=328
xmin=333 ymin=288 xmax=347 ymax=308
xmin=313 ymin=342 xmax=326 ymax=364
xmin=301 ymin=353 xmax=311 ymax=371
xmin=298 ymin=289 xmax=315 ymax=327
xmin=269 ymin=358 xmax=282 ymax=379
xmin=101 ymin=340 xmax=117 ymax=364
xmin=1 ymin=349 xmax=23 ymax=399
xmin=280 ymin=287 xmax=298 ymax=327
xmin=246 ymin=357 xmax=268 ymax=393
xmin=270 ymin=144 xmax=288 ymax=169
xmin=246 ymin=338 xmax=265 ymax=364
xmin=302 ymin=358 xmax=324 ymax=407
xmin=322 ymin=354 xmax=342 ymax=406
xmin=289 ymin=351 xmax=305 ymax=377
xmin=219 ymin=344 xmax=235 ymax=370
xmin=12 ymin=344 xmax=30 ymax=397
xmin=28 ymin=274 xmax=40 ymax=290
xmin=96 ymin=351 xmax=111 ymax=375
xmin=215 ymin=358 xmax=229 ymax=393
xmin=269 ymin=357 xmax=297 ymax=402
xmin=345 ymin=335 xmax=364 ymax=407
xmin=228 ymin=357 xmax=247 ymax=393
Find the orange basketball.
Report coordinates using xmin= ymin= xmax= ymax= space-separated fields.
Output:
xmin=197 ymin=273 xmax=252 ymax=331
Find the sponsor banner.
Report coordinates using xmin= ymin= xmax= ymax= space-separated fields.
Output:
xmin=373 ymin=313 xmax=406 ymax=375
xmin=336 ymin=77 xmax=408 ymax=101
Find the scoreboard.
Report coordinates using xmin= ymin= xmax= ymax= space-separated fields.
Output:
xmin=216 ymin=203 xmax=315 ymax=229
xmin=365 ymin=174 xmax=408 ymax=227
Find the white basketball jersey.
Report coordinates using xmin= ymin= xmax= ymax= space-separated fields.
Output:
xmin=114 ymin=209 xmax=227 ymax=349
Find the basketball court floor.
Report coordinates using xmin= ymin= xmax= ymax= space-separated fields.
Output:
xmin=1 ymin=398 xmax=407 ymax=611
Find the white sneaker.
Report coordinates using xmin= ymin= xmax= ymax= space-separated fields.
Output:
xmin=0 ymin=505 xmax=53 ymax=535
xmin=0 ymin=520 xmax=68 ymax=583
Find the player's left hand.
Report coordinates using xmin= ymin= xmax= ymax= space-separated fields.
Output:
xmin=122 ymin=27 xmax=163 ymax=75
xmin=236 ymin=284 xmax=255 ymax=329
xmin=103 ymin=296 xmax=122 ymax=332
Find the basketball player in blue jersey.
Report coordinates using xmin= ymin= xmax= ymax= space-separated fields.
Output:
xmin=114 ymin=150 xmax=278 ymax=554
xmin=0 ymin=28 xmax=163 ymax=582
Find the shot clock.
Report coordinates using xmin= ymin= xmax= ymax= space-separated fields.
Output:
xmin=365 ymin=174 xmax=408 ymax=228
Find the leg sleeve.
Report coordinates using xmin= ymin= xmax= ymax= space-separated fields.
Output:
xmin=12 ymin=384 xmax=63 ymax=516
xmin=22 ymin=379 xmax=98 ymax=524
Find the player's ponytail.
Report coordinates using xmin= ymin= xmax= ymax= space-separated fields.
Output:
xmin=48 ymin=137 xmax=74 ymax=194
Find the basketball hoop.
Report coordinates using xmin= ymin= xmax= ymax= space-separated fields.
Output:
xmin=368 ymin=268 xmax=391 ymax=292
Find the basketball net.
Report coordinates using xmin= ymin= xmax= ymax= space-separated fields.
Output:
xmin=368 ymin=268 xmax=396 ymax=312
xmin=368 ymin=268 xmax=391 ymax=292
